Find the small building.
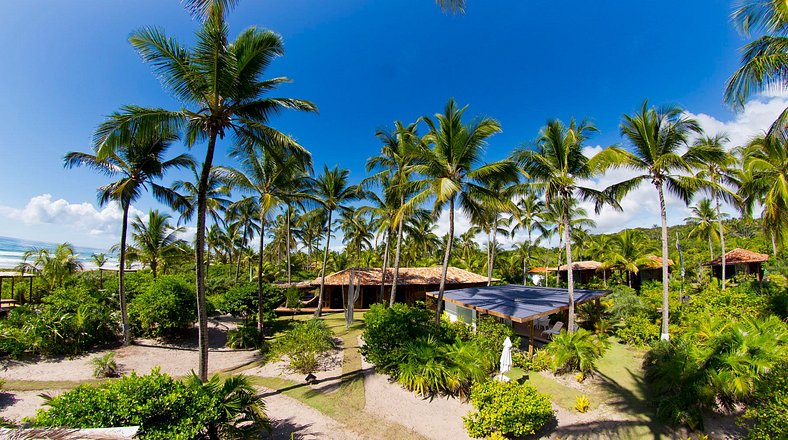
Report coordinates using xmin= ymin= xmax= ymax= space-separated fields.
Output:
xmin=310 ymin=266 xmax=490 ymax=310
xmin=558 ymin=261 xmax=608 ymax=284
xmin=633 ymin=255 xmax=673 ymax=290
xmin=526 ymin=266 xmax=556 ymax=285
xmin=427 ymin=284 xmax=610 ymax=354
xmin=704 ymin=248 xmax=769 ymax=282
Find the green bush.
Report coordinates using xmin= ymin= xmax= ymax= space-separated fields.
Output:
xmin=474 ymin=316 xmax=520 ymax=370
xmin=463 ymin=380 xmax=553 ymax=438
xmin=742 ymin=362 xmax=788 ymax=440
xmin=129 ymin=275 xmax=196 ymax=337
xmin=616 ymin=312 xmax=660 ymax=346
xmin=397 ymin=336 xmax=489 ymax=398
xmin=226 ymin=321 xmax=263 ymax=349
xmin=212 ymin=283 xmax=284 ymax=323
xmin=275 ymin=319 xmax=336 ymax=374
xmin=33 ymin=369 xmax=268 ymax=440
xmin=608 ymin=285 xmax=651 ymax=320
xmin=361 ymin=303 xmax=436 ymax=374
xmin=545 ymin=328 xmax=606 ymax=374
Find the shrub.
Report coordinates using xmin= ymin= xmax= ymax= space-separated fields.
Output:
xmin=741 ymin=362 xmax=788 ymax=440
xmin=574 ymin=394 xmax=590 ymax=413
xmin=616 ymin=312 xmax=660 ymax=346
xmin=220 ymin=283 xmax=258 ymax=318
xmin=529 ymin=349 xmax=552 ymax=372
xmin=474 ymin=316 xmax=520 ymax=370
xmin=463 ymin=380 xmax=553 ymax=438
xmin=91 ymin=352 xmax=119 ymax=378
xmin=361 ymin=303 xmax=436 ymax=374
xmin=226 ymin=321 xmax=264 ymax=349
xmin=275 ymin=319 xmax=336 ymax=374
xmin=397 ymin=336 xmax=488 ymax=398
xmin=129 ymin=275 xmax=196 ymax=337
xmin=608 ymin=285 xmax=651 ymax=320
xmin=546 ymin=328 xmax=606 ymax=374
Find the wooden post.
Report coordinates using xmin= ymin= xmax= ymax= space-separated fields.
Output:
xmin=528 ymin=320 xmax=534 ymax=356
xmin=28 ymin=276 xmax=32 ymax=304
xmin=595 ymin=298 xmax=600 ymax=316
xmin=11 ymin=277 xmax=15 ymax=303
xmin=0 ymin=277 xmax=3 ymax=310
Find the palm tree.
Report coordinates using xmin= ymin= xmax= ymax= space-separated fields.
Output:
xmin=367 ymin=121 xmax=421 ymax=306
xmin=739 ymin=133 xmax=788 ymax=255
xmin=609 ymin=230 xmax=652 ymax=288
xmin=513 ymin=118 xmax=617 ymax=332
xmin=693 ymin=135 xmax=741 ymax=290
xmin=509 ymin=192 xmax=545 ymax=285
xmin=406 ymin=99 xmax=514 ymax=324
xmin=436 ymin=0 xmax=465 ymax=14
xmin=226 ymin=197 xmax=261 ymax=284
xmin=340 ymin=208 xmax=374 ymax=265
xmin=94 ymin=1 xmax=317 ymax=380
xmin=128 ymin=210 xmax=187 ymax=278
xmin=18 ymin=243 xmax=83 ymax=290
xmin=584 ymin=235 xmax=613 ymax=287
xmin=186 ymin=373 xmax=270 ymax=439
xmin=358 ymin=183 xmax=400 ymax=303
xmin=65 ymin=129 xmax=190 ymax=346
xmin=91 ymin=253 xmax=108 ymax=289
xmin=310 ymin=166 xmax=360 ymax=316
xmin=685 ymin=198 xmax=722 ymax=262
xmin=604 ymin=101 xmax=722 ymax=341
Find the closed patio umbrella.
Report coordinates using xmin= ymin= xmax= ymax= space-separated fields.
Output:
xmin=497 ymin=336 xmax=513 ymax=381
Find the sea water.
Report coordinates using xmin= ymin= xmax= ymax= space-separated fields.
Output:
xmin=0 ymin=236 xmax=112 ymax=270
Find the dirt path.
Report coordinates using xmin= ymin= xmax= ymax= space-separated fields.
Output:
xmin=0 ymin=389 xmax=66 ymax=422
xmin=264 ymin=390 xmax=361 ymax=440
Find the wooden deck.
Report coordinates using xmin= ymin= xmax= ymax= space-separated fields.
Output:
xmin=274 ymin=307 xmax=370 ymax=315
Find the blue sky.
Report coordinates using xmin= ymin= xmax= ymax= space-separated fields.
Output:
xmin=0 ymin=1 xmax=783 ymax=249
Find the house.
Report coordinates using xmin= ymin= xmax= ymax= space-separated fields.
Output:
xmin=633 ymin=255 xmax=673 ymax=290
xmin=557 ymin=261 xmax=608 ymax=284
xmin=305 ymin=266 xmax=490 ymax=310
xmin=703 ymin=248 xmax=769 ymax=282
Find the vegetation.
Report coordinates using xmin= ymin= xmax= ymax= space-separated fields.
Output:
xmin=274 ymin=319 xmax=336 ymax=374
xmin=545 ymin=328 xmax=607 ymax=374
xmin=463 ymin=380 xmax=553 ymax=439
xmin=129 ymin=275 xmax=196 ymax=337
xmin=574 ymin=394 xmax=590 ymax=413
xmin=741 ymin=362 xmax=788 ymax=440
xmin=91 ymin=352 xmax=119 ymax=378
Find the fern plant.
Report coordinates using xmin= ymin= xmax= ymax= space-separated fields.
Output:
xmin=546 ymin=328 xmax=606 ymax=374
xmin=91 ymin=352 xmax=119 ymax=378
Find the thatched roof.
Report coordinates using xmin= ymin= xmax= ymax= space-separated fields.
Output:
xmin=704 ymin=248 xmax=769 ymax=266
xmin=528 ymin=266 xmax=557 ymax=274
xmin=0 ymin=271 xmax=35 ymax=278
xmin=272 ymin=280 xmax=314 ymax=289
xmin=638 ymin=255 xmax=674 ymax=269
xmin=558 ymin=261 xmax=603 ymax=271
xmin=310 ymin=267 xmax=491 ymax=286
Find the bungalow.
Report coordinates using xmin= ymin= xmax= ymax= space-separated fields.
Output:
xmin=558 ymin=261 xmax=609 ymax=284
xmin=306 ymin=266 xmax=490 ymax=310
xmin=704 ymin=248 xmax=769 ymax=282
xmin=633 ymin=255 xmax=673 ymax=290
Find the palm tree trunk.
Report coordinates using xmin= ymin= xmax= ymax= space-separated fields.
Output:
xmin=379 ymin=230 xmax=390 ymax=304
xmin=487 ymin=231 xmax=493 ymax=286
xmin=524 ymin=228 xmax=532 ymax=285
xmin=555 ymin=237 xmax=562 ymax=287
xmin=715 ymin=192 xmax=726 ymax=290
xmin=257 ymin=210 xmax=266 ymax=338
xmin=195 ymin=131 xmax=218 ymax=381
xmin=563 ymin=197 xmax=575 ymax=332
xmin=151 ymin=260 xmax=158 ymax=279
xmin=235 ymin=224 xmax=248 ymax=285
xmin=435 ymin=198 xmax=455 ymax=325
xmin=119 ymin=201 xmax=131 ymax=346
xmin=316 ymin=210 xmax=333 ymax=317
xmin=286 ymin=205 xmax=292 ymax=285
xmin=390 ymin=195 xmax=405 ymax=307
xmin=657 ymin=183 xmax=670 ymax=341
xmin=772 ymin=231 xmax=779 ymax=256
xmin=708 ymin=234 xmax=714 ymax=263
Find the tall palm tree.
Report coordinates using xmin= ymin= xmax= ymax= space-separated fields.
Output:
xmin=604 ymin=101 xmax=721 ymax=341
xmin=406 ymin=99 xmax=514 ymax=324
xmin=739 ymin=133 xmax=788 ymax=255
xmin=128 ymin=210 xmax=187 ymax=278
xmin=609 ymin=230 xmax=652 ymax=288
xmin=310 ymin=166 xmax=360 ymax=316
xmin=65 ymin=129 xmax=189 ymax=346
xmin=685 ymin=198 xmax=722 ymax=262
xmin=436 ymin=0 xmax=465 ymax=14
xmin=513 ymin=118 xmax=617 ymax=332
xmin=91 ymin=253 xmax=108 ymax=289
xmin=226 ymin=197 xmax=261 ymax=284
xmin=171 ymin=162 xmax=232 ymax=227
xmin=358 ymin=182 xmax=400 ymax=303
xmin=367 ymin=121 xmax=421 ymax=307
xmin=584 ymin=235 xmax=613 ymax=287
xmin=693 ymin=135 xmax=741 ymax=289
xmin=340 ymin=208 xmax=374 ymax=265
xmin=509 ymin=192 xmax=545 ymax=285
xmin=18 ymin=243 xmax=83 ymax=290
xmin=94 ymin=1 xmax=317 ymax=380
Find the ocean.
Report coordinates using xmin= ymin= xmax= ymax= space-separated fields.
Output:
xmin=0 ymin=236 xmax=112 ymax=270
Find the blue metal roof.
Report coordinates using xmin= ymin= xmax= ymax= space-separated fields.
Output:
xmin=427 ymin=284 xmax=610 ymax=323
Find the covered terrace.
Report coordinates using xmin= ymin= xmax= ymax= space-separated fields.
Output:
xmin=427 ymin=284 xmax=610 ymax=355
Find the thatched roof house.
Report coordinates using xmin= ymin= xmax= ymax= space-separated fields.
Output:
xmin=704 ymin=248 xmax=769 ymax=281
xmin=632 ymin=255 xmax=674 ymax=289
xmin=310 ymin=267 xmax=490 ymax=309
xmin=557 ymin=260 xmax=608 ymax=284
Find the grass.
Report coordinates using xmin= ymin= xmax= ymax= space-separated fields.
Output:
xmin=248 ymin=312 xmax=426 ymax=440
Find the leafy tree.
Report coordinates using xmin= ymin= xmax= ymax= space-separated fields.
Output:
xmin=610 ymin=229 xmax=652 ymax=287
xmin=94 ymin=0 xmax=317 ymax=379
xmin=18 ymin=243 xmax=84 ymax=290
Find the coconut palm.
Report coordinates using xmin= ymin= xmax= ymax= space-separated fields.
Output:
xmin=685 ymin=198 xmax=723 ymax=262
xmin=739 ymin=133 xmax=788 ymax=255
xmin=358 ymin=181 xmax=401 ymax=303
xmin=604 ymin=101 xmax=724 ymax=341
xmin=693 ymin=135 xmax=741 ymax=289
xmin=128 ymin=210 xmax=187 ymax=278
xmin=340 ymin=208 xmax=374 ymax=265
xmin=65 ymin=128 xmax=190 ymax=346
xmin=94 ymin=0 xmax=317 ymax=379
xmin=584 ymin=235 xmax=613 ymax=287
xmin=226 ymin=197 xmax=262 ymax=284
xmin=171 ymin=162 xmax=232 ymax=227
xmin=295 ymin=208 xmax=327 ymax=270
xmin=509 ymin=192 xmax=545 ymax=285
xmin=436 ymin=0 xmax=465 ymax=14
xmin=310 ymin=166 xmax=360 ymax=316
xmin=367 ymin=121 xmax=422 ymax=306
xmin=91 ymin=253 xmax=108 ymax=289
xmin=406 ymin=99 xmax=514 ymax=324
xmin=609 ymin=230 xmax=652 ymax=288
xmin=18 ymin=243 xmax=83 ymax=290
xmin=186 ymin=373 xmax=271 ymax=438
xmin=513 ymin=118 xmax=617 ymax=331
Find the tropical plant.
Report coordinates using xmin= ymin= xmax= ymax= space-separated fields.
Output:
xmin=513 ymin=118 xmax=618 ymax=330
xmin=128 ymin=210 xmax=188 ymax=278
xmin=463 ymin=380 xmax=553 ymax=439
xmin=742 ymin=361 xmax=788 ymax=440
xmin=94 ymin=0 xmax=317 ymax=379
xmin=91 ymin=253 xmax=108 ymax=289
xmin=226 ymin=321 xmax=263 ymax=349
xmin=397 ymin=336 xmax=488 ymax=398
xmin=185 ymin=373 xmax=271 ymax=439
xmin=407 ymin=99 xmax=514 ymax=324
xmin=274 ymin=319 xmax=336 ymax=374
xmin=509 ymin=192 xmax=545 ymax=285
xmin=574 ymin=394 xmax=591 ymax=413
xmin=17 ymin=243 xmax=84 ymax=290
xmin=171 ymin=161 xmax=232 ymax=226
xmin=609 ymin=229 xmax=652 ymax=287
xmin=309 ymin=166 xmax=360 ymax=316
xmin=129 ymin=275 xmax=196 ymax=337
xmin=545 ymin=328 xmax=606 ymax=374
xmin=91 ymin=352 xmax=119 ymax=378
xmin=361 ymin=303 xmax=437 ymax=374
xmin=685 ymin=198 xmax=721 ymax=262
xmin=65 ymin=127 xmax=190 ymax=346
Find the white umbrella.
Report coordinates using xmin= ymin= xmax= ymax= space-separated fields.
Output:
xmin=497 ymin=336 xmax=513 ymax=381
